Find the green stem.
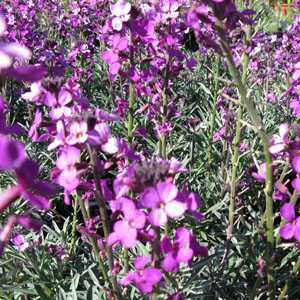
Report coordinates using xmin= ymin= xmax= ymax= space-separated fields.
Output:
xmin=87 ymin=145 xmax=121 ymax=299
xmin=127 ymin=83 xmax=135 ymax=145
xmin=161 ymin=90 xmax=168 ymax=159
xmin=159 ymin=60 xmax=170 ymax=160
xmin=124 ymin=83 xmax=135 ymax=272
xmin=78 ymin=197 xmax=109 ymax=283
xmin=227 ymin=27 xmax=250 ymax=240
xmin=215 ymin=20 xmax=275 ymax=299
xmin=69 ymin=194 xmax=79 ymax=255
xmin=228 ymin=105 xmax=243 ymax=239
xmin=208 ymin=56 xmax=221 ymax=168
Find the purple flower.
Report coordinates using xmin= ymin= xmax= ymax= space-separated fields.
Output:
xmin=29 ymin=110 xmax=42 ymax=142
xmin=110 ymin=0 xmax=131 ymax=31
xmin=160 ymin=0 xmax=179 ymax=21
xmin=16 ymin=159 xmax=53 ymax=210
xmin=108 ymin=198 xmax=146 ymax=248
xmin=279 ymin=203 xmax=300 ymax=241
xmin=290 ymin=99 xmax=300 ymax=117
xmin=0 ymin=216 xmax=16 ymax=255
xmin=22 ymin=82 xmax=44 ymax=104
xmin=252 ymin=162 xmax=267 ymax=183
xmin=141 ymin=182 xmax=186 ymax=226
xmin=48 ymin=120 xmax=66 ymax=150
xmin=0 ymin=185 xmax=23 ymax=212
xmin=293 ymin=62 xmax=300 ymax=81
xmin=269 ymin=124 xmax=289 ymax=155
xmin=120 ymin=256 xmax=162 ymax=294
xmin=0 ymin=16 xmax=31 ymax=71
xmin=88 ymin=123 xmax=111 ymax=145
xmin=56 ymin=146 xmax=80 ymax=194
xmin=66 ymin=121 xmax=88 ymax=145
xmin=0 ymin=135 xmax=25 ymax=171
xmin=161 ymin=227 xmax=208 ymax=273
xmin=49 ymin=89 xmax=72 ymax=120
xmin=273 ymin=181 xmax=288 ymax=202
xmin=12 ymin=234 xmax=29 ymax=252
xmin=292 ymin=156 xmax=300 ymax=174
xmin=101 ymin=50 xmax=121 ymax=76
xmin=0 ymin=215 xmax=42 ymax=255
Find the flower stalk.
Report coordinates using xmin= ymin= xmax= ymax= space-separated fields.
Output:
xmin=78 ymin=196 xmax=109 ymax=283
xmin=215 ymin=20 xmax=275 ymax=298
xmin=228 ymin=26 xmax=250 ymax=240
xmin=127 ymin=83 xmax=135 ymax=145
xmin=69 ymin=193 xmax=79 ymax=255
xmin=87 ymin=145 xmax=121 ymax=299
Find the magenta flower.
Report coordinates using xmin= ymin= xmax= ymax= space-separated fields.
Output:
xmin=22 ymin=82 xmax=44 ymax=104
xmin=293 ymin=61 xmax=300 ymax=81
xmin=29 ymin=110 xmax=42 ymax=142
xmin=56 ymin=146 xmax=80 ymax=193
xmin=66 ymin=121 xmax=88 ymax=145
xmin=161 ymin=227 xmax=208 ymax=273
xmin=101 ymin=50 xmax=121 ymax=76
xmin=12 ymin=234 xmax=29 ymax=252
xmin=141 ymin=182 xmax=186 ymax=226
xmin=108 ymin=198 xmax=146 ymax=248
xmin=0 ymin=158 xmax=53 ymax=212
xmin=160 ymin=0 xmax=179 ymax=21
xmin=0 ymin=16 xmax=31 ymax=71
xmin=88 ymin=123 xmax=111 ymax=145
xmin=48 ymin=120 xmax=66 ymax=151
xmin=269 ymin=124 xmax=289 ymax=154
xmin=292 ymin=156 xmax=300 ymax=174
xmin=88 ymin=123 xmax=119 ymax=154
xmin=101 ymin=137 xmax=119 ymax=154
xmin=49 ymin=89 xmax=72 ymax=120
xmin=279 ymin=203 xmax=300 ymax=241
xmin=178 ymin=190 xmax=204 ymax=221
xmin=252 ymin=162 xmax=267 ymax=183
xmin=0 ymin=216 xmax=17 ymax=255
xmin=290 ymin=99 xmax=300 ymax=117
xmin=120 ymin=256 xmax=162 ymax=294
xmin=15 ymin=159 xmax=53 ymax=210
xmin=0 ymin=215 xmax=42 ymax=255
xmin=110 ymin=0 xmax=131 ymax=31
xmin=0 ymin=135 xmax=25 ymax=171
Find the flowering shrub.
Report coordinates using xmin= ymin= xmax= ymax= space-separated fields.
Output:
xmin=0 ymin=1 xmax=300 ymax=299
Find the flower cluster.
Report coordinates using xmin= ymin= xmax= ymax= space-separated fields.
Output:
xmin=0 ymin=17 xmax=55 ymax=255
xmin=3 ymin=0 xmax=300 ymax=298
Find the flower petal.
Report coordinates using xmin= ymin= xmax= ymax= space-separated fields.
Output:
xmin=157 ymin=182 xmax=178 ymax=203
xmin=165 ymin=200 xmax=186 ymax=218
xmin=134 ymin=256 xmax=151 ymax=269
xmin=280 ymin=203 xmax=295 ymax=222
xmin=141 ymin=187 xmax=160 ymax=208
xmin=292 ymin=156 xmax=300 ymax=173
xmin=294 ymin=218 xmax=300 ymax=242
xmin=279 ymin=223 xmax=295 ymax=240
xmin=149 ymin=208 xmax=167 ymax=227
xmin=162 ymin=254 xmax=178 ymax=273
